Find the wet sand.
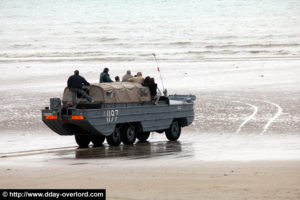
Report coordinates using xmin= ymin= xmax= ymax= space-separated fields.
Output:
xmin=0 ymin=61 xmax=300 ymax=199
xmin=0 ymin=131 xmax=300 ymax=199
xmin=1 ymin=87 xmax=300 ymax=200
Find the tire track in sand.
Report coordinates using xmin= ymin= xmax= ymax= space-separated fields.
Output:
xmin=0 ymin=146 xmax=78 ymax=158
xmin=219 ymin=97 xmax=282 ymax=134
xmin=211 ymin=96 xmax=282 ymax=134
xmin=233 ymin=101 xmax=258 ymax=134
xmin=260 ymin=101 xmax=282 ymax=134
xmin=212 ymin=97 xmax=258 ymax=134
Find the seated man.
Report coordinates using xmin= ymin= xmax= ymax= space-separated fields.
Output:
xmin=128 ymin=72 xmax=144 ymax=84
xmin=115 ymin=76 xmax=120 ymax=82
xmin=122 ymin=70 xmax=133 ymax=82
xmin=67 ymin=70 xmax=93 ymax=106
xmin=100 ymin=68 xmax=114 ymax=83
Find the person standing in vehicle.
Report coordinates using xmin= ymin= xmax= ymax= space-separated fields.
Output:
xmin=67 ymin=70 xmax=93 ymax=106
xmin=143 ymin=77 xmax=160 ymax=105
xmin=149 ymin=78 xmax=160 ymax=105
xmin=100 ymin=68 xmax=113 ymax=83
xmin=142 ymin=76 xmax=151 ymax=85
xmin=122 ymin=70 xmax=133 ymax=82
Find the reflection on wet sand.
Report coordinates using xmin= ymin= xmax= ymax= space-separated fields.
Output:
xmin=75 ymin=141 xmax=188 ymax=159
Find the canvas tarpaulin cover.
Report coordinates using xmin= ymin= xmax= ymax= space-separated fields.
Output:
xmin=63 ymin=82 xmax=151 ymax=103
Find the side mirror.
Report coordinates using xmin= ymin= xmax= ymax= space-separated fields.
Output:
xmin=185 ymin=98 xmax=192 ymax=103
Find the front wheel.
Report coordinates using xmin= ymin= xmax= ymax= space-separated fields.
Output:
xmin=165 ymin=121 xmax=181 ymax=141
xmin=122 ymin=125 xmax=136 ymax=145
xmin=137 ymin=131 xmax=150 ymax=142
xmin=106 ymin=127 xmax=122 ymax=146
xmin=91 ymin=135 xmax=105 ymax=146
xmin=75 ymin=135 xmax=91 ymax=147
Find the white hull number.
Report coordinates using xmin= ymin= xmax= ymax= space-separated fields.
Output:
xmin=105 ymin=109 xmax=119 ymax=123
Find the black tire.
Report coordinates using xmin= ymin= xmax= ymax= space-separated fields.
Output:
xmin=165 ymin=121 xmax=181 ymax=141
xmin=91 ymin=135 xmax=105 ymax=146
xmin=137 ymin=131 xmax=150 ymax=142
xmin=75 ymin=135 xmax=91 ymax=147
xmin=122 ymin=125 xmax=136 ymax=145
xmin=106 ymin=127 xmax=122 ymax=146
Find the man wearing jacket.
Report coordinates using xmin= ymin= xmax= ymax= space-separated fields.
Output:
xmin=67 ymin=70 xmax=93 ymax=106
xmin=100 ymin=68 xmax=114 ymax=83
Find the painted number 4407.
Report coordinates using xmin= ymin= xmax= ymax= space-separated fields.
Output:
xmin=105 ymin=109 xmax=119 ymax=123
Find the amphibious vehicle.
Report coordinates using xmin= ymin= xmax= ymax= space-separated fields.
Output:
xmin=42 ymin=82 xmax=195 ymax=147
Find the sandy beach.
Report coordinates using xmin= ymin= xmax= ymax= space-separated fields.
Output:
xmin=1 ymin=0 xmax=300 ymax=199
xmin=0 ymin=160 xmax=299 ymax=200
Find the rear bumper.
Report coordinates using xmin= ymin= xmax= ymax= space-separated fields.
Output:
xmin=42 ymin=109 xmax=105 ymax=136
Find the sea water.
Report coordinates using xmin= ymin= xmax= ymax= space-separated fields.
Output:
xmin=0 ymin=0 xmax=300 ymax=63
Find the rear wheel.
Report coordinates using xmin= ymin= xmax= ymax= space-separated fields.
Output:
xmin=165 ymin=121 xmax=181 ymax=141
xmin=137 ymin=131 xmax=150 ymax=142
xmin=75 ymin=135 xmax=91 ymax=147
xmin=106 ymin=127 xmax=122 ymax=146
xmin=122 ymin=125 xmax=136 ymax=145
xmin=91 ymin=135 xmax=105 ymax=146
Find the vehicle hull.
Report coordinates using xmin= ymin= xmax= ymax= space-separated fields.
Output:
xmin=42 ymin=101 xmax=194 ymax=137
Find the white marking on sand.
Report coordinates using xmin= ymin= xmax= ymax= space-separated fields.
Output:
xmin=260 ymin=101 xmax=282 ymax=134
xmin=233 ymin=101 xmax=258 ymax=134
xmin=212 ymin=97 xmax=258 ymax=134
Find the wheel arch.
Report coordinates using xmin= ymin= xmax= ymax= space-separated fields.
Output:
xmin=174 ymin=118 xmax=188 ymax=127
xmin=131 ymin=122 xmax=143 ymax=133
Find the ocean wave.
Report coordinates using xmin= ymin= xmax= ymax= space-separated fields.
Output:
xmin=205 ymin=43 xmax=300 ymax=49
xmin=94 ymin=37 xmax=119 ymax=42
xmin=1 ymin=56 xmax=300 ymax=64
xmin=0 ymin=51 xmax=106 ymax=58
xmin=184 ymin=50 xmax=292 ymax=55
xmin=169 ymin=42 xmax=191 ymax=45
xmin=0 ymin=49 xmax=295 ymax=60
xmin=186 ymin=50 xmax=239 ymax=55
xmin=209 ymin=34 xmax=300 ymax=40
xmin=10 ymin=44 xmax=32 ymax=48
xmin=0 ymin=56 xmax=137 ymax=63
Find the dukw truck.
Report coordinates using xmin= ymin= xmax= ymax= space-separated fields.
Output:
xmin=42 ymin=82 xmax=195 ymax=147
